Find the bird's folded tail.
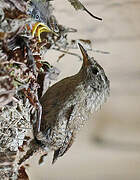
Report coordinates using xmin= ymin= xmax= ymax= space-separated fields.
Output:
xmin=18 ymin=139 xmax=39 ymax=165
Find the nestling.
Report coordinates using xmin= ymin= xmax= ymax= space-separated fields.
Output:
xmin=34 ymin=43 xmax=110 ymax=164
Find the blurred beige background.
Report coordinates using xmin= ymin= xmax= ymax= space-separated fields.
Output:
xmin=28 ymin=0 xmax=140 ymax=179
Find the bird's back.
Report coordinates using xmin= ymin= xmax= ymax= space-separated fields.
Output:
xmin=39 ymin=70 xmax=84 ymax=133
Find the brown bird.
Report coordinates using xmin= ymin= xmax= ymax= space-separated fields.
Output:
xmin=18 ymin=43 xmax=110 ymax=165
xmin=35 ymin=43 xmax=110 ymax=163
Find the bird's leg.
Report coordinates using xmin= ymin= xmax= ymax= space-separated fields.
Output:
xmin=36 ymin=100 xmax=42 ymax=133
xmin=31 ymin=22 xmax=59 ymax=42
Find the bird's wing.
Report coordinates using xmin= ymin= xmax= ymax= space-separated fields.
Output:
xmin=52 ymin=103 xmax=76 ymax=164
xmin=39 ymin=75 xmax=77 ymax=131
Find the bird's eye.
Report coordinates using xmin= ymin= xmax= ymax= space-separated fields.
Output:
xmin=35 ymin=14 xmax=40 ymax=20
xmin=91 ymin=67 xmax=98 ymax=75
xmin=34 ymin=10 xmax=40 ymax=21
xmin=27 ymin=9 xmax=32 ymax=15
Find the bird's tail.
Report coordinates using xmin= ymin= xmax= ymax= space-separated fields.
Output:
xmin=18 ymin=139 xmax=39 ymax=165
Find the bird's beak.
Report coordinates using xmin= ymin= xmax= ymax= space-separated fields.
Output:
xmin=78 ymin=43 xmax=89 ymax=67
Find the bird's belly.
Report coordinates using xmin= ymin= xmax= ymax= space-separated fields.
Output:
xmin=44 ymin=123 xmax=67 ymax=151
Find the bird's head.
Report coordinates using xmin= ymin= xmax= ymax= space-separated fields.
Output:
xmin=27 ymin=0 xmax=49 ymax=23
xmin=78 ymin=43 xmax=109 ymax=93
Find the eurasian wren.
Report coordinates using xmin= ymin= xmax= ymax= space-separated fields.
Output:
xmin=34 ymin=43 xmax=110 ymax=163
xmin=18 ymin=43 xmax=110 ymax=165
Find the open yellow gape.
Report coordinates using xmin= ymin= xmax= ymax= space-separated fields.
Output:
xmin=31 ymin=22 xmax=59 ymax=42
